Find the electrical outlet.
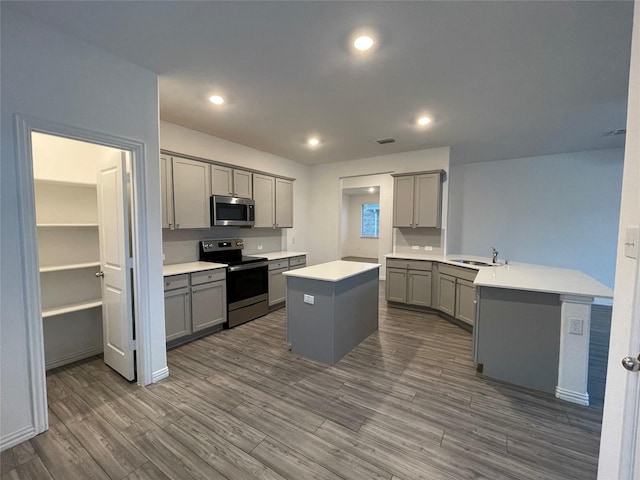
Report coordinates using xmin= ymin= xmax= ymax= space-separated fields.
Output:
xmin=424 ymin=246 xmax=433 ymax=251
xmin=412 ymin=245 xmax=420 ymax=250
xmin=162 ymin=253 xmax=166 ymax=261
xmin=568 ymin=318 xmax=584 ymax=335
xmin=624 ymin=226 xmax=639 ymax=259
xmin=257 ymin=245 xmax=263 ymax=250
xmin=303 ymin=294 xmax=315 ymax=305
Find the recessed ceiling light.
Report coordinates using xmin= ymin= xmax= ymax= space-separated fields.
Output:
xmin=353 ymin=35 xmax=374 ymax=51
xmin=307 ymin=137 xmax=320 ymax=147
xmin=209 ymin=95 xmax=225 ymax=105
xmin=368 ymin=187 xmax=375 ymax=193
xmin=417 ymin=116 xmax=432 ymax=126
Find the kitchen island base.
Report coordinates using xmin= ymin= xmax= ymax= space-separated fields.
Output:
xmin=285 ymin=264 xmax=379 ymax=366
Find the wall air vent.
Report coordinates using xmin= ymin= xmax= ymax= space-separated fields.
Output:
xmin=602 ymin=128 xmax=626 ymax=137
xmin=376 ymin=137 xmax=396 ymax=144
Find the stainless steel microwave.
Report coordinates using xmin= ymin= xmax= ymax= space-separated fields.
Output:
xmin=211 ymin=195 xmax=255 ymax=227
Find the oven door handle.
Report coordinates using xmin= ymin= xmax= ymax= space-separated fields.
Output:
xmin=228 ymin=261 xmax=268 ymax=272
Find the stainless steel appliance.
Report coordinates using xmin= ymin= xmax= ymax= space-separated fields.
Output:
xmin=210 ymin=196 xmax=255 ymax=227
xmin=199 ymin=239 xmax=268 ymax=328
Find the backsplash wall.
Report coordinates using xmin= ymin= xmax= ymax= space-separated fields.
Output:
xmin=394 ymin=227 xmax=445 ymax=255
xmin=162 ymin=227 xmax=285 ymax=264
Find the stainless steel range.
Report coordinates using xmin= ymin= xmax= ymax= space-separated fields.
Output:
xmin=199 ymin=239 xmax=268 ymax=328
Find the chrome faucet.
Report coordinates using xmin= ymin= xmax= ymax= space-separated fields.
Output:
xmin=491 ymin=247 xmax=499 ymax=264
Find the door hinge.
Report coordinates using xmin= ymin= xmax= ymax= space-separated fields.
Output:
xmin=126 ymin=172 xmax=132 ymax=183
xmin=129 ymin=340 xmax=137 ymax=351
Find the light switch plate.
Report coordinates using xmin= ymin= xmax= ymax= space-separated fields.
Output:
xmin=624 ymin=226 xmax=639 ymax=259
xmin=257 ymin=245 xmax=263 ymax=250
xmin=424 ymin=246 xmax=433 ymax=251
xmin=303 ymin=294 xmax=314 ymax=305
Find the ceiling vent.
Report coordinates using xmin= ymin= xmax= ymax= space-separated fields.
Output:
xmin=376 ymin=137 xmax=396 ymax=145
xmin=602 ymin=128 xmax=626 ymax=137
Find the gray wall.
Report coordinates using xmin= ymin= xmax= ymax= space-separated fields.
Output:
xmin=447 ymin=148 xmax=624 ymax=287
xmin=1 ymin=9 xmax=163 ymax=447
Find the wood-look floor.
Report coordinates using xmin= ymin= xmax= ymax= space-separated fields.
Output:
xmin=2 ymin=283 xmax=604 ymax=480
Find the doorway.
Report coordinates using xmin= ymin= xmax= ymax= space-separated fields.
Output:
xmin=341 ymin=186 xmax=380 ymax=263
xmin=32 ymin=132 xmax=136 ymax=379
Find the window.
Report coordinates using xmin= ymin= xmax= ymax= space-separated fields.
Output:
xmin=361 ymin=203 xmax=380 ymax=238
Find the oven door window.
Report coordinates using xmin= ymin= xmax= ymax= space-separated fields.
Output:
xmin=227 ymin=266 xmax=268 ymax=305
xmin=216 ymin=202 xmax=248 ymax=222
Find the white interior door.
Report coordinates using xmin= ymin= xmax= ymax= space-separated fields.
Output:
xmin=96 ymin=151 xmax=135 ymax=381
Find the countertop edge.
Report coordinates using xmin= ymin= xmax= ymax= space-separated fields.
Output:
xmin=163 ymin=261 xmax=227 ymax=276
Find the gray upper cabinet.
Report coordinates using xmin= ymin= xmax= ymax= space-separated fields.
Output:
xmin=253 ymin=174 xmax=275 ymax=228
xmin=211 ymin=165 xmax=252 ymax=199
xmin=172 ymin=157 xmax=211 ymax=229
xmin=275 ymin=178 xmax=293 ymax=228
xmin=160 ymin=155 xmax=174 ymax=229
xmin=392 ymin=171 xmax=443 ymax=228
xmin=252 ymin=174 xmax=293 ymax=228
xmin=233 ymin=169 xmax=253 ymax=198
xmin=211 ymin=165 xmax=233 ymax=196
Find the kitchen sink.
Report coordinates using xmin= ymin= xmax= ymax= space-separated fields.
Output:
xmin=451 ymin=259 xmax=495 ymax=267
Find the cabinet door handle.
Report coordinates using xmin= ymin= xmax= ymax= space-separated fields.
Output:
xmin=95 ymin=271 xmax=104 ymax=278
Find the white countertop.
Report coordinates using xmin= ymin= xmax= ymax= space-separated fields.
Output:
xmin=283 ymin=260 xmax=380 ymax=282
xmin=248 ymin=251 xmax=307 ymax=261
xmin=384 ymin=253 xmax=613 ymax=298
xmin=163 ymin=261 xmax=227 ymax=277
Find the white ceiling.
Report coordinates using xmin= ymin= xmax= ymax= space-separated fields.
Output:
xmin=5 ymin=1 xmax=633 ymax=166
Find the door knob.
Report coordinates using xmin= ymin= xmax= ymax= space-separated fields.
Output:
xmin=622 ymin=354 xmax=640 ymax=372
xmin=95 ymin=271 xmax=104 ymax=278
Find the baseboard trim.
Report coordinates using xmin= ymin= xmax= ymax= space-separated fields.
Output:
xmin=556 ymin=386 xmax=590 ymax=406
xmin=1 ymin=425 xmax=36 ymax=452
xmin=152 ymin=366 xmax=169 ymax=383
xmin=45 ymin=346 xmax=103 ymax=370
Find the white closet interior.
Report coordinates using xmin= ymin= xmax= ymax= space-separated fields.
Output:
xmin=32 ymin=132 xmax=125 ymax=370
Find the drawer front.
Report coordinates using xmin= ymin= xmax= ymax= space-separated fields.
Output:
xmin=439 ymin=264 xmax=477 ymax=282
xmin=164 ymin=274 xmax=189 ymax=291
xmin=289 ymin=255 xmax=306 ymax=267
xmin=191 ymin=269 xmax=226 ymax=286
xmin=386 ymin=259 xmax=431 ymax=271
xmin=269 ymin=259 xmax=289 ymax=271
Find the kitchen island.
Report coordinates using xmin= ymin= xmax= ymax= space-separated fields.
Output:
xmin=283 ymin=260 xmax=380 ymax=365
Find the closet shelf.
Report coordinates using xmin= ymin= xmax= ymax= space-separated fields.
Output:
xmin=34 ymin=178 xmax=97 ymax=187
xmin=42 ymin=300 xmax=102 ymax=318
xmin=37 ymin=223 xmax=99 ymax=228
xmin=39 ymin=262 xmax=100 ymax=273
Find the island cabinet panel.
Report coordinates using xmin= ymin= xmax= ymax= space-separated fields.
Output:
xmin=474 ymin=287 xmax=561 ymax=394
xmin=172 ymin=157 xmax=211 ymax=229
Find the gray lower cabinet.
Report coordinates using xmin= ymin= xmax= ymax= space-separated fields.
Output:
xmin=268 ymin=260 xmax=288 ymax=306
xmin=164 ymin=269 xmax=226 ymax=343
xmin=385 ymin=259 xmax=432 ymax=306
xmin=408 ymin=270 xmax=432 ymax=307
xmin=455 ymin=278 xmax=477 ymax=325
xmin=436 ymin=273 xmax=456 ymax=316
xmin=268 ymin=255 xmax=307 ymax=307
xmin=164 ymin=274 xmax=191 ymax=342
xmin=386 ymin=268 xmax=407 ymax=303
